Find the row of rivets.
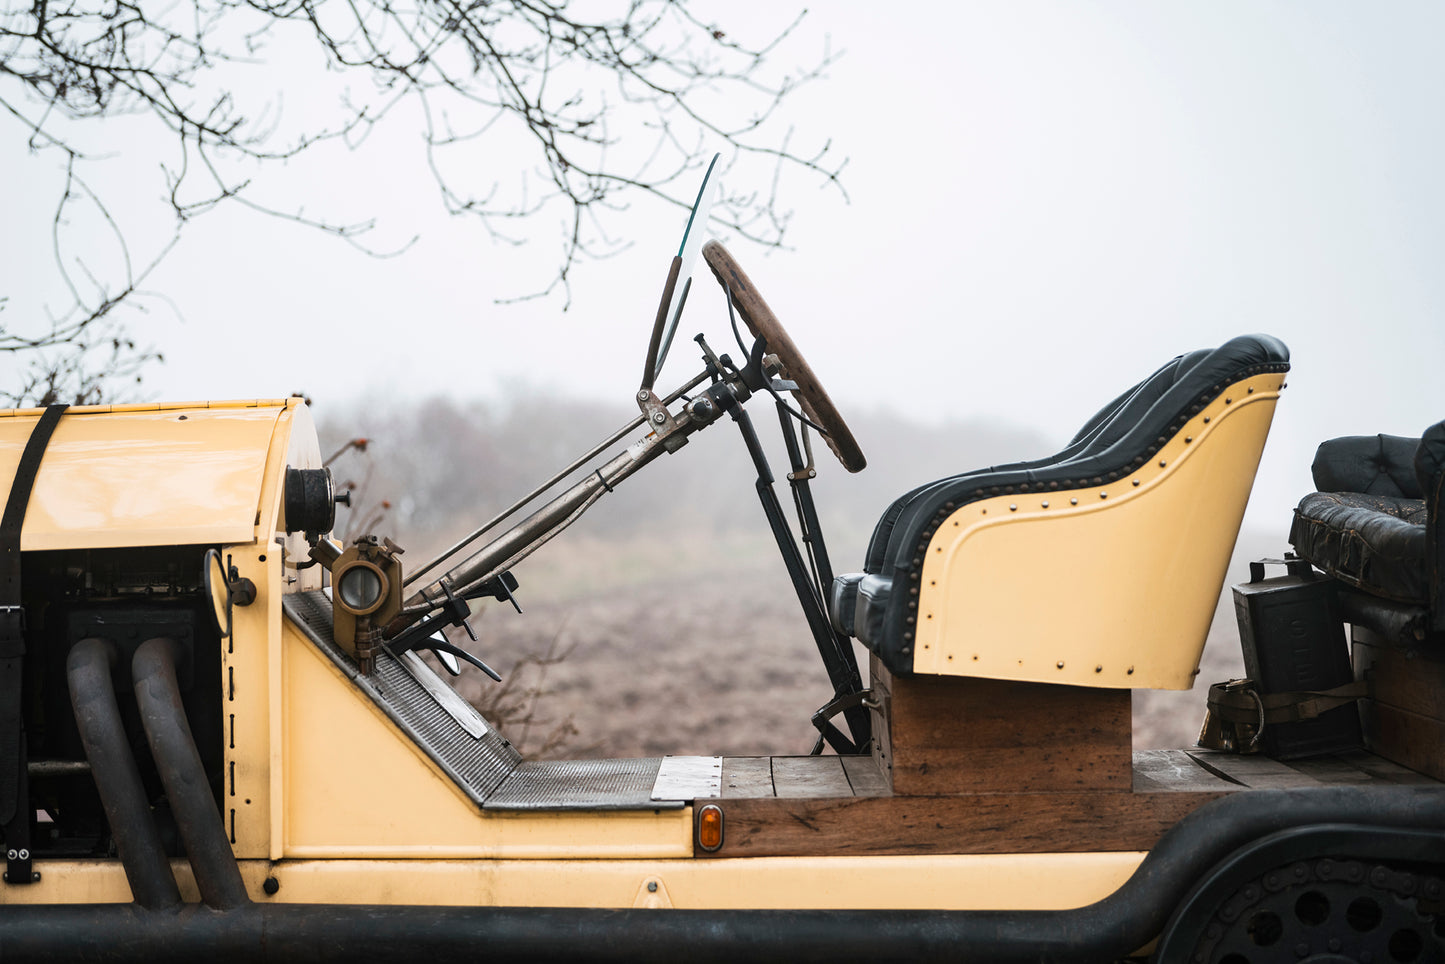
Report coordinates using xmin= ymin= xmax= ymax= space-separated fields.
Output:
xmin=912 ymin=374 xmax=1285 ymax=672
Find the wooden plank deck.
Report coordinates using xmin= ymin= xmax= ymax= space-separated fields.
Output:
xmin=720 ymin=748 xmax=1437 ymax=800
xmin=695 ymin=749 xmax=1440 ymax=858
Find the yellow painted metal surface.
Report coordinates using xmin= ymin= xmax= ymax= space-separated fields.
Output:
xmin=206 ymin=398 xmax=320 ymax=859
xmin=0 ymin=860 xmax=203 ymax=905
xmin=276 ymin=616 xmax=691 ymax=859
xmin=0 ymin=852 xmax=1145 ymax=911
xmin=225 ymin=543 xmax=284 ymax=860
xmin=0 ymin=400 xmax=293 ymax=549
xmin=912 ymin=373 xmax=1284 ymax=688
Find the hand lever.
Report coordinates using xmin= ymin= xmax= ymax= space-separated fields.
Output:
xmin=464 ymin=570 xmax=523 ymax=614
xmin=420 ymin=633 xmax=501 ymax=682
xmin=385 ymin=582 xmax=503 ymax=681
xmin=425 ymin=632 xmax=461 ymax=676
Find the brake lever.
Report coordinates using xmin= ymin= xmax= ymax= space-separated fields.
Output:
xmin=385 ymin=581 xmax=504 ymax=681
xmin=422 ymin=634 xmax=502 ymax=682
xmin=426 ymin=632 xmax=461 ymax=676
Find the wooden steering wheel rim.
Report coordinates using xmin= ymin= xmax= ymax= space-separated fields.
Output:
xmin=702 ymin=241 xmax=866 ymax=473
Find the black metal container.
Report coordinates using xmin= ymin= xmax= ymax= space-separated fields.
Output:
xmin=1232 ymin=557 xmax=1362 ymax=759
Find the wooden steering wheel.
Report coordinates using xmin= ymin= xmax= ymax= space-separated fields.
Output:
xmin=702 ymin=241 xmax=866 ymax=473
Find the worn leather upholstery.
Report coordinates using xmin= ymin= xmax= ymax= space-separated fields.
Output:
xmin=832 ymin=334 xmax=1291 ymax=672
xmin=1291 ymin=420 xmax=1445 ymax=623
xmin=1290 ymin=492 xmax=1429 ymax=604
xmin=1310 ymin=434 xmax=1423 ymax=499
xmin=1419 ymin=421 xmax=1445 ymax=629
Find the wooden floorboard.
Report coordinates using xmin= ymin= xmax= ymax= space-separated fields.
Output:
xmin=1132 ymin=749 xmax=1238 ymax=792
xmin=1283 ymin=754 xmax=1382 ymax=785
xmin=698 ymin=749 xmax=1441 ymax=856
xmin=841 ymin=755 xmax=891 ymax=797
xmin=1187 ymin=750 xmax=1330 ymax=789
xmin=720 ymin=757 xmax=775 ymax=798
xmin=716 ymin=749 xmax=1439 ymax=805
xmin=1341 ymin=750 xmax=1441 ymax=785
xmin=772 ymin=756 xmax=852 ymax=798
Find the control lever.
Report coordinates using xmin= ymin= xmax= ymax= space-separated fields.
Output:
xmin=414 ymin=632 xmax=500 ymax=682
xmin=384 ymin=581 xmax=506 ymax=681
xmin=426 ymin=632 xmax=461 ymax=676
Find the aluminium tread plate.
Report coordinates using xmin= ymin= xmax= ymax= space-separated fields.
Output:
xmin=651 ymin=756 xmax=723 ymax=801
xmin=283 ymin=590 xmax=521 ymax=806
xmin=485 ymin=758 xmax=681 ymax=811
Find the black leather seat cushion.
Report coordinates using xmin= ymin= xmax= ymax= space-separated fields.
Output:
xmin=1290 ymin=492 xmax=1429 ymax=604
xmin=1310 ymin=434 xmax=1424 ymax=499
xmin=1290 ymin=420 xmax=1445 ymax=618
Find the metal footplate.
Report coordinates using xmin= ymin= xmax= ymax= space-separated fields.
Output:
xmin=650 ymin=756 xmax=722 ymax=802
xmin=284 ymin=590 xmax=521 ymax=805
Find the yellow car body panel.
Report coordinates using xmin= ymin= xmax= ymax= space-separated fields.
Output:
xmin=0 ymin=852 xmax=1146 ymax=911
xmin=0 ymin=400 xmax=308 ymax=550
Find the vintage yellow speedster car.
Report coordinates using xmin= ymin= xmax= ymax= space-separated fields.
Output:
xmin=0 ymin=241 xmax=1440 ymax=963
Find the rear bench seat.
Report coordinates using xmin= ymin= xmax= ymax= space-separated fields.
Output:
xmin=1290 ymin=420 xmax=1445 ymax=633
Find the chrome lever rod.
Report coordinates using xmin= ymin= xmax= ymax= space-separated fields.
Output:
xmin=388 ymin=375 xmax=736 ymax=638
xmin=404 ymin=369 xmax=711 ymax=587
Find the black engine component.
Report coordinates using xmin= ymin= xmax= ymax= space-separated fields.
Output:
xmin=284 ymin=467 xmax=339 ymax=544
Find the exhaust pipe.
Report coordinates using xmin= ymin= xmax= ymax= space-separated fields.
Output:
xmin=65 ymin=637 xmax=180 ymax=910
xmin=132 ymin=636 xmax=248 ymax=911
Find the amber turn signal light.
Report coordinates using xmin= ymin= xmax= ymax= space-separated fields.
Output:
xmin=697 ymin=803 xmax=723 ymax=852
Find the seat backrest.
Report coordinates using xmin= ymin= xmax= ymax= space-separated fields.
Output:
xmin=863 ymin=349 xmax=1213 ymax=573
xmin=1310 ymin=434 xmax=1425 ymax=499
xmin=862 ymin=333 xmax=1290 ymax=689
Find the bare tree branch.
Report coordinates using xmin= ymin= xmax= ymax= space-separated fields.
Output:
xmin=1 ymin=0 xmax=845 ymax=401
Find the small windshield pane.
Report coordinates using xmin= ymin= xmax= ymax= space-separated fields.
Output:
xmin=653 ymin=153 xmax=720 ymax=382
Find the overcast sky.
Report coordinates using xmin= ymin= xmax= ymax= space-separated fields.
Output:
xmin=4 ymin=2 xmax=1443 ymax=534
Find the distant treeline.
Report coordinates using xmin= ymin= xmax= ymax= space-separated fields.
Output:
xmin=316 ymin=390 xmax=1056 ymax=568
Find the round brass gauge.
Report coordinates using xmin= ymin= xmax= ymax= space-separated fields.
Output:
xmin=335 ymin=559 xmax=389 ymax=617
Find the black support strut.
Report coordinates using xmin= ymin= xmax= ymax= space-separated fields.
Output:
xmin=719 ymin=393 xmax=868 ymax=752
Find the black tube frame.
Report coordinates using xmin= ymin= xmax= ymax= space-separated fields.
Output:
xmin=774 ymin=402 xmax=869 ymax=748
xmin=720 ymin=397 xmax=868 ymax=753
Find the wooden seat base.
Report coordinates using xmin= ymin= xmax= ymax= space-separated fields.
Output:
xmin=869 ymin=655 xmax=1133 ymax=794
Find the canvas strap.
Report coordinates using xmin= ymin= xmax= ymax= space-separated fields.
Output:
xmin=1206 ymin=677 xmax=1368 ymax=727
xmin=0 ymin=404 xmax=67 ymax=885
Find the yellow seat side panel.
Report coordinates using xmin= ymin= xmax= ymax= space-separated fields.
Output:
xmin=912 ymin=373 xmax=1284 ymax=688
xmin=279 ymin=618 xmax=691 ymax=859
xmin=0 ymin=402 xmax=291 ymax=550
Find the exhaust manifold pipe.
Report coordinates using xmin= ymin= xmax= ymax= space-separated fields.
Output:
xmin=132 ymin=636 xmax=248 ymax=911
